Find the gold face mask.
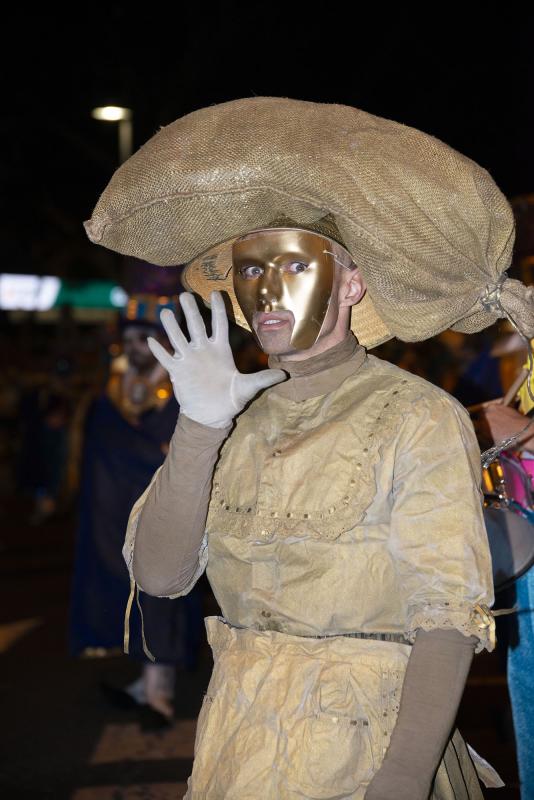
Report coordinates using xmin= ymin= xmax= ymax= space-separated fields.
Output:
xmin=232 ymin=228 xmax=337 ymax=351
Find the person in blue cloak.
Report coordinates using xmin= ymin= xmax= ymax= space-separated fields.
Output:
xmin=69 ymin=291 xmax=203 ymax=726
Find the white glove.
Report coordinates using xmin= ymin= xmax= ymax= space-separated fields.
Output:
xmin=147 ymin=291 xmax=286 ymax=428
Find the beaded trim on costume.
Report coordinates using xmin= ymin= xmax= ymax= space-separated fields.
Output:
xmin=207 ymin=364 xmax=416 ymax=542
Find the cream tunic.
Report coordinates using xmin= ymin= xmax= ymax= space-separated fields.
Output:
xmin=126 ymin=347 xmax=494 ymax=799
xmin=204 ymin=350 xmax=494 ymax=650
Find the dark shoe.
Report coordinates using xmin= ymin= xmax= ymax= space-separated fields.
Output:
xmin=99 ymin=681 xmax=140 ymax=711
xmin=138 ymin=704 xmax=173 ymax=732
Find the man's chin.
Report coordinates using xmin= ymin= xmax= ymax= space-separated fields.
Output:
xmin=253 ymin=330 xmax=295 ymax=356
xmin=129 ymin=356 xmax=153 ymax=370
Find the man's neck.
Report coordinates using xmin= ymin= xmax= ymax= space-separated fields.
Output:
xmin=127 ymin=362 xmax=166 ymax=381
xmin=269 ymin=332 xmax=360 ymax=378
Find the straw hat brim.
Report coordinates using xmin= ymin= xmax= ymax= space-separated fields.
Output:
xmin=182 ymin=237 xmax=392 ymax=349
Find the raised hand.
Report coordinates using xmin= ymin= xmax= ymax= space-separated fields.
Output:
xmin=148 ymin=291 xmax=286 ymax=428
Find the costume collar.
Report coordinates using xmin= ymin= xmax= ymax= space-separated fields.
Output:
xmin=268 ymin=333 xmax=366 ymax=401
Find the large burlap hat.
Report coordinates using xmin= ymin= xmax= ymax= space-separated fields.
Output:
xmin=85 ymin=97 xmax=534 ymax=347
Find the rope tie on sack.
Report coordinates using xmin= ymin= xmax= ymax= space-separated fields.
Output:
xmin=480 ymin=275 xmax=507 ymax=314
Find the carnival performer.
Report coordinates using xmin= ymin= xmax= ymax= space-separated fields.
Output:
xmin=85 ymin=98 xmax=534 ymax=798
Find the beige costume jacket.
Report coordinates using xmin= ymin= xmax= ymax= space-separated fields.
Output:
xmin=125 ymin=346 xmax=494 ymax=799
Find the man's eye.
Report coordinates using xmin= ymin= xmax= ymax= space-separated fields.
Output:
xmin=286 ymin=262 xmax=309 ymax=274
xmin=241 ymin=265 xmax=264 ymax=279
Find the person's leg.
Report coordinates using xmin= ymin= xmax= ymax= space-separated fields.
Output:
xmin=508 ymin=568 xmax=534 ymax=797
xmin=125 ymin=672 xmax=145 ymax=704
xmin=142 ymin=662 xmax=176 ymax=719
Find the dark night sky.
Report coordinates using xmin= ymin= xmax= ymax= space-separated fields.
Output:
xmin=3 ymin=5 xmax=533 ymax=282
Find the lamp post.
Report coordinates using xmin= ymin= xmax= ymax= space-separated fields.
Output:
xmin=91 ymin=105 xmax=133 ymax=164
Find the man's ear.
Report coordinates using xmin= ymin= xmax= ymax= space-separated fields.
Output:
xmin=339 ymin=267 xmax=366 ymax=308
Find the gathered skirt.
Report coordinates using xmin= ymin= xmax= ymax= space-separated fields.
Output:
xmin=184 ymin=617 xmax=484 ymax=799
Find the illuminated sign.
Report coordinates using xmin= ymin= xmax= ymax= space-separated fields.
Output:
xmin=0 ymin=275 xmax=128 ymax=310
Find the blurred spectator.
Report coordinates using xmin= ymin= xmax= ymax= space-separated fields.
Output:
xmin=69 ymin=292 xmax=203 ymax=728
xmin=16 ymin=380 xmax=72 ymax=525
xmin=481 ymin=345 xmax=534 ymax=799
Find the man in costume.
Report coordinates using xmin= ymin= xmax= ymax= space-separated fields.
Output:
xmin=69 ymin=292 xmax=202 ymax=725
xmin=85 ymin=98 xmax=534 ymax=798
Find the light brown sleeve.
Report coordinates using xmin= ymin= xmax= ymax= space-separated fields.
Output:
xmin=130 ymin=414 xmax=231 ymax=597
xmin=365 ymin=628 xmax=477 ymax=800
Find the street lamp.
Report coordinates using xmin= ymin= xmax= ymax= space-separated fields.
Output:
xmin=91 ymin=105 xmax=133 ymax=164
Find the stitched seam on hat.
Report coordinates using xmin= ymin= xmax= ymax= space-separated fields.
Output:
xmin=93 ymin=185 xmax=409 ymax=265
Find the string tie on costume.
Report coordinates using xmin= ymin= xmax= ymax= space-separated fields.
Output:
xmin=123 ymin=577 xmax=156 ymax=662
xmin=473 ymin=604 xmax=496 ymax=651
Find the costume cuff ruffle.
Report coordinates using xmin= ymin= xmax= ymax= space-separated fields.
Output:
xmin=406 ymin=601 xmax=496 ymax=653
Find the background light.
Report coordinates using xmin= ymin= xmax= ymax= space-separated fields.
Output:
xmin=91 ymin=106 xmax=132 ymax=122
xmin=0 ymin=274 xmax=61 ymax=311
